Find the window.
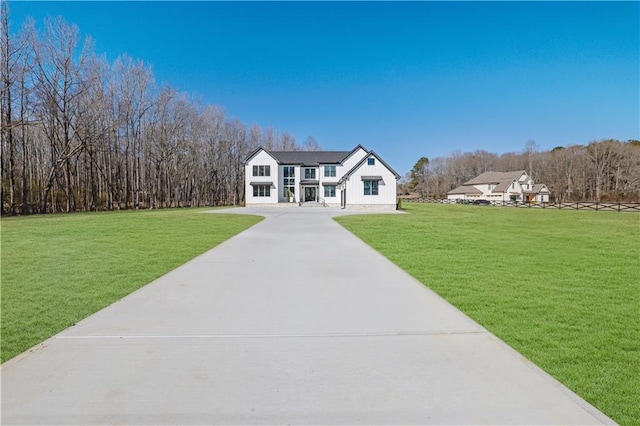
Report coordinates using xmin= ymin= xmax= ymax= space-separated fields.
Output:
xmin=253 ymin=185 xmax=270 ymax=197
xmin=324 ymin=165 xmax=336 ymax=177
xmin=324 ymin=185 xmax=336 ymax=197
xmin=488 ymin=184 xmax=493 ymax=191
xmin=304 ymin=168 xmax=316 ymax=179
xmin=367 ymin=158 xmax=375 ymax=166
xmin=283 ymin=166 xmax=295 ymax=198
xmin=283 ymin=186 xmax=295 ymax=198
xmin=252 ymin=165 xmax=270 ymax=177
xmin=363 ymin=180 xmax=379 ymax=196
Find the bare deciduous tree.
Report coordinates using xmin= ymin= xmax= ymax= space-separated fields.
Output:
xmin=409 ymin=140 xmax=640 ymax=202
xmin=1 ymin=13 xmax=316 ymax=215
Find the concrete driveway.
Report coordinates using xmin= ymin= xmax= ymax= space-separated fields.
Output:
xmin=1 ymin=207 xmax=614 ymax=425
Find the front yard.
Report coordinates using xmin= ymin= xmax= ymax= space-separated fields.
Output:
xmin=1 ymin=208 xmax=262 ymax=363
xmin=335 ymin=203 xmax=639 ymax=425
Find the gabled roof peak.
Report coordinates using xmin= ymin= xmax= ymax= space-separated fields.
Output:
xmin=338 ymin=150 xmax=400 ymax=183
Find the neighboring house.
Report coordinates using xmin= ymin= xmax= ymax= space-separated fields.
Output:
xmin=447 ymin=170 xmax=550 ymax=203
xmin=245 ymin=144 xmax=400 ymax=210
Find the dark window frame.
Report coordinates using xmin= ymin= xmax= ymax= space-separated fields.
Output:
xmin=253 ymin=184 xmax=271 ymax=197
xmin=283 ymin=166 xmax=295 ymax=178
xmin=304 ymin=168 xmax=316 ymax=179
xmin=252 ymin=165 xmax=271 ymax=177
xmin=324 ymin=185 xmax=336 ymax=197
xmin=324 ymin=165 xmax=336 ymax=177
xmin=363 ymin=180 xmax=379 ymax=196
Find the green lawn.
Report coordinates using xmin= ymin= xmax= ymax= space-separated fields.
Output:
xmin=1 ymin=208 xmax=262 ymax=363
xmin=336 ymin=203 xmax=639 ymax=425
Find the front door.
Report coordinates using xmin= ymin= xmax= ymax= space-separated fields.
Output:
xmin=304 ymin=187 xmax=316 ymax=202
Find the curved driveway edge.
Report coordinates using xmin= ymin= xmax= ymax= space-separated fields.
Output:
xmin=2 ymin=207 xmax=615 ymax=425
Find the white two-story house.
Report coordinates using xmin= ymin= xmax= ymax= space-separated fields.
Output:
xmin=447 ymin=170 xmax=550 ymax=203
xmin=245 ymin=144 xmax=400 ymax=210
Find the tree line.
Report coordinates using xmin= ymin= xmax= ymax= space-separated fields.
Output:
xmin=1 ymin=7 xmax=321 ymax=215
xmin=405 ymin=139 xmax=640 ymax=203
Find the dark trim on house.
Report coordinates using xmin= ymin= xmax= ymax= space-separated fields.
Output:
xmin=339 ymin=151 xmax=401 ymax=184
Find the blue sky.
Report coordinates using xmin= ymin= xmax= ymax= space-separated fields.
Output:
xmin=8 ymin=1 xmax=639 ymax=174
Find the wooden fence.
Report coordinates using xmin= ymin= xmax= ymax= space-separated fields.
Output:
xmin=400 ymin=198 xmax=640 ymax=212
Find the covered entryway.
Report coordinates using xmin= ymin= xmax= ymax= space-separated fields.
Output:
xmin=300 ymin=179 xmax=319 ymax=203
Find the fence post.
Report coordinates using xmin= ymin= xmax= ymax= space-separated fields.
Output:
xmin=596 ymin=202 xmax=599 ymax=212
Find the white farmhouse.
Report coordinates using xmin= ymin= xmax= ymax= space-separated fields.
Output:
xmin=245 ymin=145 xmax=400 ymax=210
xmin=447 ymin=170 xmax=550 ymax=203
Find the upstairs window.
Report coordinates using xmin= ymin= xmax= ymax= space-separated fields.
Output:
xmin=367 ymin=158 xmax=375 ymax=166
xmin=252 ymin=165 xmax=270 ymax=177
xmin=304 ymin=168 xmax=316 ymax=179
xmin=324 ymin=165 xmax=336 ymax=177
xmin=283 ymin=166 xmax=295 ymax=198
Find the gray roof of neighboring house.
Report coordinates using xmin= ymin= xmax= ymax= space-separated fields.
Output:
xmin=465 ymin=171 xmax=526 ymax=185
xmin=523 ymin=184 xmax=550 ymax=194
xmin=447 ymin=185 xmax=482 ymax=195
xmin=448 ymin=171 xmax=551 ymax=196
xmin=268 ymin=151 xmax=352 ymax=166
xmin=492 ymin=179 xmax=516 ymax=194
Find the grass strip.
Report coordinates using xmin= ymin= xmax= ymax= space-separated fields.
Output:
xmin=335 ymin=203 xmax=639 ymax=425
xmin=1 ymin=208 xmax=262 ymax=363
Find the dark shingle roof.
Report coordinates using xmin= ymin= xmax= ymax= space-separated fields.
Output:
xmin=269 ymin=151 xmax=351 ymax=166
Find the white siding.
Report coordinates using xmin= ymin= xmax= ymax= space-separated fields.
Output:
xmin=245 ymin=146 xmax=399 ymax=208
xmin=245 ymin=150 xmax=279 ymax=204
xmin=278 ymin=165 xmax=300 ymax=203
xmin=338 ymin=147 xmax=368 ymax=176
xmin=472 ymin=185 xmax=487 ymax=196
xmin=318 ymin=164 xmax=340 ymax=204
xmin=344 ymin=155 xmax=397 ymax=208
